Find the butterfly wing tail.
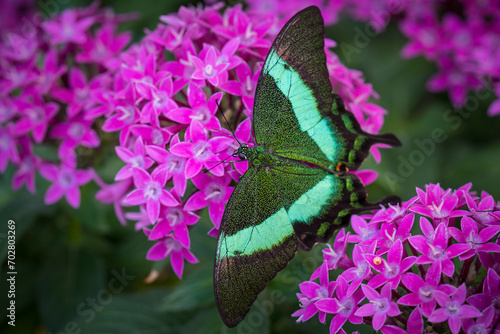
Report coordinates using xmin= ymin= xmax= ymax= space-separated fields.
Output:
xmin=356 ymin=194 xmax=401 ymax=212
xmin=365 ymin=132 xmax=402 ymax=148
xmin=330 ymin=95 xmax=402 ymax=170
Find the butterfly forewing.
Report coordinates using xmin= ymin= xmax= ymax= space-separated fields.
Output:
xmin=253 ymin=7 xmax=401 ymax=171
xmin=253 ymin=6 xmax=340 ymax=169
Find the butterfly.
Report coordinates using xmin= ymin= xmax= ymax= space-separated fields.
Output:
xmin=214 ymin=6 xmax=402 ymax=327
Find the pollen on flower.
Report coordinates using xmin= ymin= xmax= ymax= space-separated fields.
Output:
xmin=373 ymin=257 xmax=382 ymax=265
xmin=166 ymin=207 xmax=183 ymax=226
xmin=59 ymin=170 xmax=75 ymax=187
xmin=204 ymin=183 xmax=223 ymax=201
xmin=418 ymin=285 xmax=434 ymax=303
xmin=144 ymin=182 xmax=161 ymax=200
xmin=68 ymin=122 xmax=85 ymax=139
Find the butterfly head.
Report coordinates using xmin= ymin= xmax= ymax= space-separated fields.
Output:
xmin=233 ymin=143 xmax=250 ymax=161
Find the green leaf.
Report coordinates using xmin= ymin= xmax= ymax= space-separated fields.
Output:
xmin=159 ymin=266 xmax=214 ymax=312
xmin=37 ymin=246 xmax=105 ymax=332
xmin=74 ymin=289 xmax=192 ymax=334
xmin=0 ymin=191 xmax=54 ymax=263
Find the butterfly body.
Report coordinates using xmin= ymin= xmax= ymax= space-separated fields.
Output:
xmin=214 ymin=6 xmax=402 ymax=327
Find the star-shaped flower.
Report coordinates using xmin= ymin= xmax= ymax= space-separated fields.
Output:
xmin=365 ymin=239 xmax=416 ymax=289
xmin=124 ymin=167 xmax=179 ymax=223
xmin=428 ymin=284 xmax=482 ymax=334
xmin=292 ymin=261 xmax=337 ymax=323
xmin=409 ymin=222 xmax=471 ymax=277
xmin=355 ymin=284 xmax=401 ymax=330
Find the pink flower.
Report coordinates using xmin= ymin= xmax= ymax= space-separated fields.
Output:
xmin=12 ymin=137 xmax=40 ymax=193
xmin=125 ymin=206 xmax=151 ymax=231
xmin=140 ymin=75 xmax=178 ymax=126
xmin=13 ymin=95 xmax=58 ymax=143
xmin=39 ymin=163 xmax=94 ymax=208
xmin=292 ymin=261 xmax=337 ymax=323
xmin=184 ymin=172 xmax=233 ymax=228
xmin=427 ymin=57 xmax=482 ymax=107
xmin=190 ymin=46 xmax=229 ymax=86
xmin=376 ymin=213 xmax=415 ymax=255
xmin=219 ymin=62 xmax=260 ymax=110
xmin=146 ymin=234 xmax=197 ymax=278
xmin=0 ymin=125 xmax=20 ymax=172
xmin=411 ymin=183 xmax=470 ymax=226
xmin=355 ymin=284 xmax=401 ymax=330
xmin=42 ymin=8 xmax=94 ymax=45
xmin=348 ymin=214 xmax=382 ymax=245
xmin=311 ymin=229 xmax=352 ymax=280
xmin=115 ymin=137 xmax=154 ymax=181
xmin=51 ymin=67 xmax=100 ymax=117
xmin=466 ymin=269 xmax=500 ymax=324
xmin=149 ymin=191 xmax=199 ymax=248
xmin=169 ymin=120 xmax=232 ymax=179
xmin=76 ymin=24 xmax=131 ymax=69
xmin=101 ymin=87 xmax=141 ymax=142
xmin=166 ymin=83 xmax=223 ymax=131
xmin=428 ymin=284 xmax=482 ymax=334
xmin=449 ymin=216 xmax=500 ymax=260
xmin=297 ymin=183 xmax=500 ymax=332
xmin=398 ymin=263 xmax=456 ymax=317
xmin=409 ymin=222 xmax=471 ymax=277
xmin=51 ymin=115 xmax=101 ymax=159
xmin=316 ymin=276 xmax=365 ymax=334
xmin=34 ymin=49 xmax=67 ymax=95
xmin=341 ymin=243 xmax=376 ymax=295
xmin=94 ymin=178 xmax=133 ymax=225
xmin=365 ymin=239 xmax=416 ymax=289
xmin=146 ymin=135 xmax=187 ymax=196
xmin=213 ymin=5 xmax=273 ymax=50
xmin=124 ymin=168 xmax=179 ymax=223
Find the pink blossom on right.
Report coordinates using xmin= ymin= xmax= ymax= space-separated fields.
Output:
xmin=293 ymin=183 xmax=500 ymax=333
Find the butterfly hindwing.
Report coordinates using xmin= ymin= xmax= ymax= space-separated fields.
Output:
xmin=214 ymin=167 xmax=298 ymax=327
xmin=214 ymin=157 xmax=399 ymax=327
xmin=267 ymin=160 xmax=398 ymax=250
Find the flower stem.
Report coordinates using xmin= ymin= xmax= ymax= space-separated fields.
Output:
xmin=458 ymin=256 xmax=474 ymax=285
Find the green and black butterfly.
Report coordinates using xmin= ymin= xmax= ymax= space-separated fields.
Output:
xmin=214 ymin=6 xmax=402 ymax=327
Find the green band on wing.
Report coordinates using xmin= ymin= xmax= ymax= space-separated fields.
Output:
xmin=218 ymin=175 xmax=337 ymax=258
xmin=265 ymin=51 xmax=340 ymax=164
xmin=219 ymin=207 xmax=293 ymax=257
xmin=288 ymin=174 xmax=337 ymax=223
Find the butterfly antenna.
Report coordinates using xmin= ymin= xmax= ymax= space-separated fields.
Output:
xmin=212 ymin=128 xmax=233 ymax=137
xmin=202 ymin=155 xmax=240 ymax=174
xmin=216 ymin=99 xmax=242 ymax=146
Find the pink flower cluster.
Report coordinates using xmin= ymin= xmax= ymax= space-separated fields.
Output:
xmin=91 ymin=2 xmax=393 ymax=278
xmin=1 ymin=2 xmax=394 ymax=278
xmin=248 ymin=0 xmax=500 ymax=116
xmin=0 ymin=3 xmax=133 ymax=207
xmin=293 ymin=183 xmax=500 ymax=334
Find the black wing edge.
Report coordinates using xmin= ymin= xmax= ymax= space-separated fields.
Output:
xmin=331 ymin=94 xmax=402 ymax=172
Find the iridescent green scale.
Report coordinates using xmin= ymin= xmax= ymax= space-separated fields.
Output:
xmin=214 ymin=6 xmax=402 ymax=327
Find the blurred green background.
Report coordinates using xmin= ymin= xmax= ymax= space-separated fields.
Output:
xmin=1 ymin=0 xmax=499 ymax=333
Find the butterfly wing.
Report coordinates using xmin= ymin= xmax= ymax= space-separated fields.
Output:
xmin=215 ymin=5 xmax=402 ymax=328
xmin=214 ymin=158 xmax=398 ymax=327
xmin=252 ymin=6 xmax=401 ymax=172
xmin=267 ymin=161 xmax=399 ymax=250
xmin=214 ymin=167 xmax=298 ymax=327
